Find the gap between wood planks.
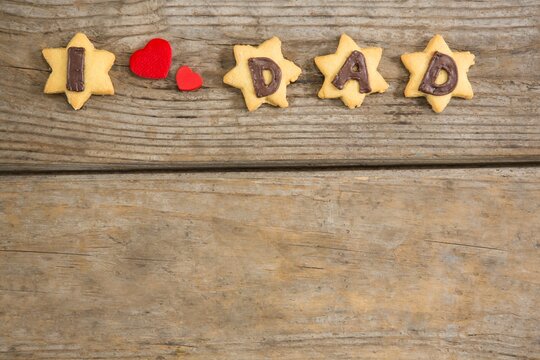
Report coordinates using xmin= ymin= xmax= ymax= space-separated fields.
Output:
xmin=1 ymin=160 xmax=539 ymax=177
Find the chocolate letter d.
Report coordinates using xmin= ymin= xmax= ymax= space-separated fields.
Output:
xmin=248 ymin=57 xmax=282 ymax=97
xmin=419 ymin=51 xmax=458 ymax=96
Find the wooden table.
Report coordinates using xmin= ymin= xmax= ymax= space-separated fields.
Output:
xmin=1 ymin=1 xmax=539 ymax=359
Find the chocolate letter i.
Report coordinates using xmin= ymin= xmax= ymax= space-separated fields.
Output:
xmin=67 ymin=47 xmax=85 ymax=92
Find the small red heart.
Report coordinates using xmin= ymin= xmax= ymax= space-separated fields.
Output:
xmin=129 ymin=38 xmax=172 ymax=79
xmin=176 ymin=66 xmax=203 ymax=91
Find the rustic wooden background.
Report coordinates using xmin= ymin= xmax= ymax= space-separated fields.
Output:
xmin=0 ymin=1 xmax=539 ymax=359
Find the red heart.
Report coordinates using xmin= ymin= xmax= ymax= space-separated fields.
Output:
xmin=129 ymin=38 xmax=172 ymax=79
xmin=176 ymin=66 xmax=203 ymax=91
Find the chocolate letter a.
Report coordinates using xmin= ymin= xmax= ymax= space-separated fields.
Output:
xmin=332 ymin=50 xmax=371 ymax=93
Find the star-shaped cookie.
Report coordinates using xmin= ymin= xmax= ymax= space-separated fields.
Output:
xmin=223 ymin=37 xmax=302 ymax=111
xmin=314 ymin=34 xmax=388 ymax=109
xmin=401 ymin=34 xmax=475 ymax=113
xmin=43 ymin=33 xmax=115 ymax=110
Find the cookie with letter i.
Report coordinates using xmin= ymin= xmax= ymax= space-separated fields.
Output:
xmin=223 ymin=37 xmax=302 ymax=111
xmin=314 ymin=34 xmax=388 ymax=109
xmin=42 ymin=33 xmax=115 ymax=110
xmin=401 ymin=34 xmax=475 ymax=113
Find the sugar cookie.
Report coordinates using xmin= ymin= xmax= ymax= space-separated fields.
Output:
xmin=314 ymin=34 xmax=388 ymax=109
xmin=401 ymin=34 xmax=475 ymax=113
xmin=42 ymin=33 xmax=115 ymax=110
xmin=223 ymin=37 xmax=302 ymax=111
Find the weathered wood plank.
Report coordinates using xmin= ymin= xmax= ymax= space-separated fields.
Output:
xmin=0 ymin=0 xmax=539 ymax=170
xmin=0 ymin=168 xmax=538 ymax=359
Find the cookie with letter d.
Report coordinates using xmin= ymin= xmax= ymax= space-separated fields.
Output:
xmin=401 ymin=34 xmax=475 ymax=113
xmin=223 ymin=37 xmax=302 ymax=111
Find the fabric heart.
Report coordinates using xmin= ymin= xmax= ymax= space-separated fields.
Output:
xmin=129 ymin=38 xmax=172 ymax=79
xmin=176 ymin=66 xmax=203 ymax=91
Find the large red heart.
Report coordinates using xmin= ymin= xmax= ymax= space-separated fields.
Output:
xmin=176 ymin=66 xmax=203 ymax=91
xmin=129 ymin=38 xmax=172 ymax=79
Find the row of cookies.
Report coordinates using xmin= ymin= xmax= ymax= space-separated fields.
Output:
xmin=225 ymin=34 xmax=475 ymax=113
xmin=43 ymin=33 xmax=475 ymax=113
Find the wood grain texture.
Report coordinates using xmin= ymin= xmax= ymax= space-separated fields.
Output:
xmin=1 ymin=168 xmax=538 ymax=359
xmin=0 ymin=0 xmax=539 ymax=171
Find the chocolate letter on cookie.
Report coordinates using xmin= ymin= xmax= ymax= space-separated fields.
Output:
xmin=248 ymin=57 xmax=282 ymax=97
xmin=67 ymin=47 xmax=85 ymax=92
xmin=419 ymin=51 xmax=458 ymax=96
xmin=332 ymin=50 xmax=371 ymax=93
